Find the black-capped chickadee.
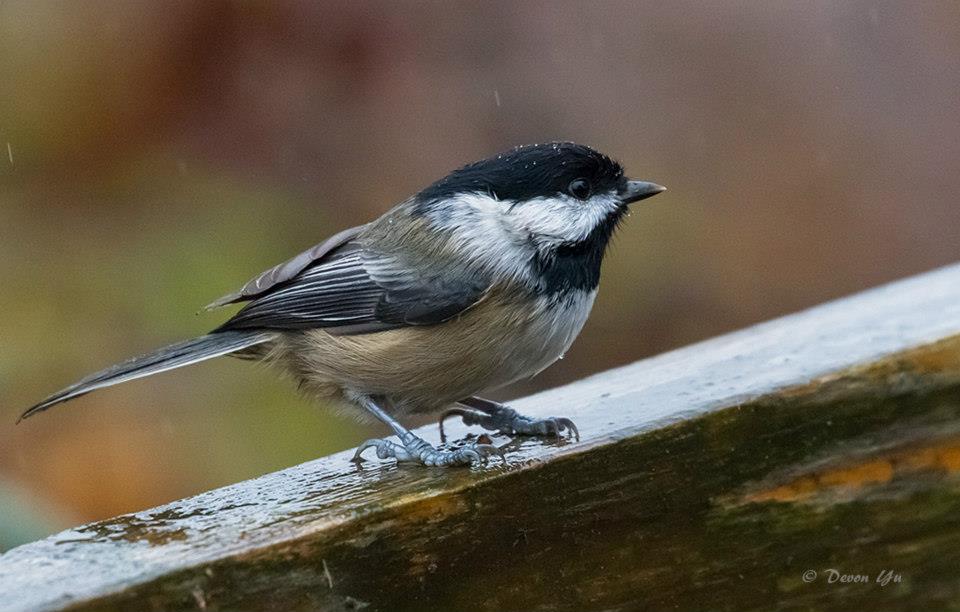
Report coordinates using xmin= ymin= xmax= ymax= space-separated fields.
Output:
xmin=20 ymin=142 xmax=665 ymax=467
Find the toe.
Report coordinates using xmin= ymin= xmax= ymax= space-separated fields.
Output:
xmin=457 ymin=448 xmax=482 ymax=465
xmin=475 ymin=443 xmax=507 ymax=465
xmin=351 ymin=439 xmax=382 ymax=462
xmin=556 ymin=418 xmax=580 ymax=441
xmin=545 ymin=418 xmax=561 ymax=437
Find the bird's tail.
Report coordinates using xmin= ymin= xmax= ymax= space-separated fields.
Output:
xmin=18 ymin=330 xmax=275 ymax=422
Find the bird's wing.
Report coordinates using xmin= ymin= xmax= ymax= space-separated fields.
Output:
xmin=204 ymin=225 xmax=367 ymax=310
xmin=214 ymin=241 xmax=490 ymax=335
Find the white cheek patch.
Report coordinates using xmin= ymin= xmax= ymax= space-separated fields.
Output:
xmin=422 ymin=191 xmax=620 ymax=284
xmin=509 ymin=193 xmax=620 ymax=245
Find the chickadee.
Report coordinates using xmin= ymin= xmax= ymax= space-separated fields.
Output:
xmin=20 ymin=142 xmax=665 ymax=467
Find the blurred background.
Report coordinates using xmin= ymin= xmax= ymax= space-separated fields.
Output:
xmin=2 ymin=1 xmax=959 ymax=548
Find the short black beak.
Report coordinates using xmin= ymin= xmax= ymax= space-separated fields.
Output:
xmin=620 ymin=180 xmax=666 ymax=205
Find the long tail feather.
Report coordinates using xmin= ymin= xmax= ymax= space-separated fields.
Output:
xmin=18 ymin=331 xmax=275 ymax=422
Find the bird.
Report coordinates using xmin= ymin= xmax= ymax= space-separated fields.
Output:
xmin=19 ymin=142 xmax=665 ymax=467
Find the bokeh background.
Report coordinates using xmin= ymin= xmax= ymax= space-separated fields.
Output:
xmin=2 ymin=1 xmax=959 ymax=548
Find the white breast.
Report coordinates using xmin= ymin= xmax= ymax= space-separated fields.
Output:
xmin=507 ymin=289 xmax=598 ymax=384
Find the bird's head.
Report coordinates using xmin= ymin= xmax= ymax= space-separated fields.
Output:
xmin=413 ymin=142 xmax=665 ymax=292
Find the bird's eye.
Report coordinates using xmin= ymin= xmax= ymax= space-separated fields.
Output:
xmin=568 ymin=178 xmax=591 ymax=200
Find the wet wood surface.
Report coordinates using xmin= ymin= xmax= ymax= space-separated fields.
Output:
xmin=3 ymin=263 xmax=960 ymax=611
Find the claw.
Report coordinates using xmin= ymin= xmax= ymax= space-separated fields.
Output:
xmin=438 ymin=407 xmax=481 ymax=443
xmin=557 ymin=418 xmax=580 ymax=441
xmin=477 ymin=443 xmax=507 ymax=465
xmin=515 ymin=414 xmax=579 ymax=441
xmin=351 ymin=439 xmax=377 ymax=463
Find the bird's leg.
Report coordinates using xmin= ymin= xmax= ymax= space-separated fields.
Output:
xmin=351 ymin=394 xmax=503 ymax=467
xmin=439 ymin=396 xmax=579 ymax=442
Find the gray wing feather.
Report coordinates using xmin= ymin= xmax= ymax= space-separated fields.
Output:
xmin=216 ymin=243 xmax=489 ymax=335
xmin=204 ymin=225 xmax=366 ymax=310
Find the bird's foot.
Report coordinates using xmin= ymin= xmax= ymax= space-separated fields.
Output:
xmin=352 ymin=431 xmax=504 ymax=467
xmin=440 ymin=403 xmax=579 ymax=443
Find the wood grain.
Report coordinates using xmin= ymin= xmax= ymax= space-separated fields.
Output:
xmin=3 ymin=263 xmax=960 ymax=612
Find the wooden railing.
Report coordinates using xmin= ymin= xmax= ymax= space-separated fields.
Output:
xmin=3 ymin=263 xmax=960 ymax=612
